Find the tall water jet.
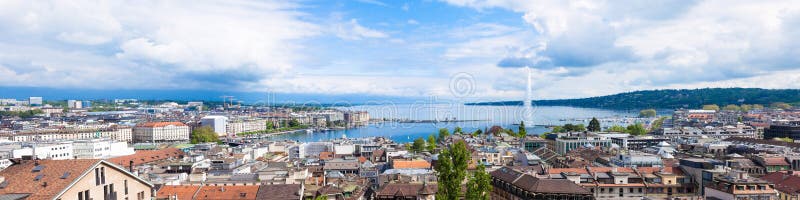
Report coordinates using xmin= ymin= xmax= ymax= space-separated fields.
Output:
xmin=523 ymin=66 xmax=533 ymax=126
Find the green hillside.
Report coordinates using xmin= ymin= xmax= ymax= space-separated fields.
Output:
xmin=467 ymin=88 xmax=800 ymax=109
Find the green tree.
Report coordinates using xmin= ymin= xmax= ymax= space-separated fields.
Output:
xmin=288 ymin=119 xmax=301 ymax=127
xmin=626 ymin=123 xmax=647 ymax=135
xmin=606 ymin=125 xmax=627 ymax=133
xmin=639 ymin=109 xmax=657 ymax=118
xmin=551 ymin=126 xmax=565 ymax=133
xmin=190 ymin=126 xmax=220 ymax=144
xmin=650 ymin=117 xmax=667 ymax=132
xmin=588 ymin=117 xmax=601 ymax=132
xmin=436 ymin=141 xmax=470 ymax=200
xmin=539 ymin=133 xmax=549 ymax=139
xmin=723 ymin=104 xmax=741 ymax=111
xmin=438 ymin=128 xmax=450 ymax=142
xmin=412 ymin=137 xmax=426 ymax=153
xmin=753 ymin=104 xmax=765 ymax=110
xmin=562 ymin=124 xmax=586 ymax=132
xmin=703 ymin=104 xmax=720 ymax=111
xmin=454 ymin=127 xmax=463 ymax=134
xmin=314 ymin=195 xmax=328 ymax=200
xmin=772 ymin=102 xmax=792 ymax=109
xmin=518 ymin=121 xmax=527 ymax=138
xmin=465 ymin=164 xmax=492 ymax=200
xmin=472 ymin=129 xmax=483 ymax=136
xmin=265 ymin=121 xmax=274 ymax=130
xmin=427 ymin=134 xmax=437 ymax=152
xmin=740 ymin=104 xmax=753 ymax=112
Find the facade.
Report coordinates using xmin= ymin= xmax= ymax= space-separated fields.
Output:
xmin=226 ymin=118 xmax=267 ymax=136
xmin=11 ymin=141 xmax=74 ymax=160
xmin=374 ymin=183 xmax=436 ymax=200
xmin=343 ymin=111 xmax=370 ymax=127
xmin=133 ymin=122 xmax=190 ymax=142
xmin=201 ymin=116 xmax=228 ymax=136
xmin=704 ymin=170 xmax=777 ymax=200
xmin=73 ymin=139 xmax=134 ymax=159
xmin=28 ymin=97 xmax=42 ymax=106
xmin=555 ymin=133 xmax=612 ymax=154
xmin=67 ymin=100 xmax=83 ymax=109
xmin=0 ymin=159 xmax=153 ymax=200
xmin=6 ymin=126 xmax=133 ymax=142
xmin=765 ymin=123 xmax=800 ymax=141
xmin=609 ymin=136 xmax=669 ymax=151
xmin=490 ymin=167 xmax=594 ymax=200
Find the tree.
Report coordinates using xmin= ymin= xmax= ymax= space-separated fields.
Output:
xmin=639 ymin=109 xmax=657 ymax=118
xmin=288 ymin=119 xmax=301 ymax=127
xmin=454 ymin=127 xmax=463 ymax=134
xmin=465 ymin=164 xmax=492 ymax=200
xmin=562 ymin=124 xmax=586 ymax=132
xmin=538 ymin=133 xmax=549 ymax=139
xmin=588 ymin=117 xmax=601 ymax=132
xmin=404 ymin=143 xmax=412 ymax=151
xmin=436 ymin=141 xmax=470 ymax=200
xmin=606 ymin=125 xmax=627 ymax=133
xmin=265 ymin=121 xmax=274 ymax=130
xmin=723 ymin=104 xmax=741 ymax=111
xmin=438 ymin=128 xmax=450 ymax=142
xmin=740 ymin=104 xmax=753 ymax=112
xmin=427 ymin=134 xmax=437 ymax=152
xmin=626 ymin=123 xmax=647 ymax=135
xmin=472 ymin=129 xmax=483 ymax=136
xmin=314 ymin=195 xmax=327 ymax=200
xmin=191 ymin=126 xmax=220 ymax=144
xmin=518 ymin=121 xmax=527 ymax=138
xmin=702 ymin=104 xmax=720 ymax=111
xmin=412 ymin=137 xmax=426 ymax=153
xmin=772 ymin=102 xmax=792 ymax=110
xmin=650 ymin=117 xmax=667 ymax=132
xmin=753 ymin=104 xmax=765 ymax=110
xmin=551 ymin=126 xmax=565 ymax=133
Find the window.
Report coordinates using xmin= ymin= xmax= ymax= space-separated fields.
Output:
xmin=629 ymin=188 xmax=634 ymax=193
xmin=95 ymin=168 xmax=100 ymax=185
xmin=124 ymin=180 xmax=128 ymax=195
xmin=101 ymin=167 xmax=106 ymax=184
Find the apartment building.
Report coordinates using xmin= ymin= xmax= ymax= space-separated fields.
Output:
xmin=5 ymin=126 xmax=133 ymax=142
xmin=0 ymin=159 xmax=153 ymax=200
xmin=226 ymin=118 xmax=267 ymax=136
xmin=133 ymin=122 xmax=190 ymax=142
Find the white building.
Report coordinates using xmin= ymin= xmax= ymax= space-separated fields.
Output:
xmin=226 ymin=118 xmax=267 ymax=136
xmin=133 ymin=122 xmax=190 ymax=142
xmin=201 ymin=116 xmax=228 ymax=136
xmin=67 ymin=100 xmax=83 ymax=108
xmin=12 ymin=142 xmax=74 ymax=160
xmin=7 ymin=126 xmax=133 ymax=142
xmin=73 ymin=138 xmax=134 ymax=159
xmin=28 ymin=97 xmax=42 ymax=106
xmin=333 ymin=143 xmax=356 ymax=155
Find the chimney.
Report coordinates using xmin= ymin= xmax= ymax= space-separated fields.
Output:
xmin=129 ymin=160 xmax=134 ymax=172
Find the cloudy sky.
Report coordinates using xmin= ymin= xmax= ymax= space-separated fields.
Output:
xmin=1 ymin=0 xmax=800 ymax=101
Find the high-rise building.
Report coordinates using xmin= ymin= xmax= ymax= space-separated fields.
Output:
xmin=67 ymin=100 xmax=82 ymax=109
xmin=28 ymin=97 xmax=42 ymax=106
xmin=201 ymin=116 xmax=228 ymax=136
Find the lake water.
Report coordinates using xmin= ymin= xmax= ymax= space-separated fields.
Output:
xmin=268 ymin=104 xmax=638 ymax=143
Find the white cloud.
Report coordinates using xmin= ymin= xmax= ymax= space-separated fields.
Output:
xmin=407 ymin=19 xmax=419 ymax=25
xmin=334 ymin=19 xmax=389 ymax=40
xmin=355 ymin=0 xmax=388 ymax=7
xmin=0 ymin=0 xmax=318 ymax=90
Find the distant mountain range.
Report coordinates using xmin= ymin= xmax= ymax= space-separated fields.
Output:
xmin=467 ymin=88 xmax=800 ymax=110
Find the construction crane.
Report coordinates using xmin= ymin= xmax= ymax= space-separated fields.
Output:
xmin=219 ymin=96 xmax=234 ymax=109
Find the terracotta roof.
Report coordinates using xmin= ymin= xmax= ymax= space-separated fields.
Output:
xmin=491 ymin=167 xmax=591 ymax=195
xmin=0 ymin=159 xmax=99 ymax=199
xmin=256 ymin=184 xmax=303 ymax=200
xmin=157 ymin=185 xmax=201 ymax=200
xmin=195 ymin=185 xmax=259 ymax=200
xmin=589 ymin=167 xmax=635 ymax=173
xmin=319 ymin=152 xmax=335 ymax=160
xmin=107 ymin=148 xmax=185 ymax=168
xmin=762 ymin=172 xmax=800 ymax=195
xmin=376 ymin=183 xmax=437 ymax=197
xmin=548 ymin=168 xmax=588 ymax=174
xmin=762 ymin=157 xmax=790 ymax=166
xmin=137 ymin=121 xmax=187 ymax=127
xmin=392 ymin=160 xmax=431 ymax=169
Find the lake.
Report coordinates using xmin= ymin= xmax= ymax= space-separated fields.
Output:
xmin=267 ymin=104 xmax=639 ymax=143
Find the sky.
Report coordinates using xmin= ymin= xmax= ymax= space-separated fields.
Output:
xmin=1 ymin=0 xmax=800 ymax=102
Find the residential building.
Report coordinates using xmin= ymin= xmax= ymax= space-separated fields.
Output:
xmin=704 ymin=170 xmax=777 ymax=200
xmin=490 ymin=167 xmax=594 ymax=200
xmin=374 ymin=183 xmax=436 ymax=200
xmin=201 ymin=116 xmax=228 ymax=136
xmin=133 ymin=122 xmax=190 ymax=142
xmin=226 ymin=118 xmax=267 ymax=136
xmin=28 ymin=97 xmax=42 ymax=107
xmin=67 ymin=100 xmax=82 ymax=109
xmin=0 ymin=159 xmax=153 ymax=200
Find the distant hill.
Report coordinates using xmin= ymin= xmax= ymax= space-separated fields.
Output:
xmin=467 ymin=88 xmax=800 ymax=109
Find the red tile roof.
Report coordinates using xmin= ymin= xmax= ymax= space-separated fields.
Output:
xmin=0 ymin=159 xmax=101 ymax=199
xmin=107 ymin=148 xmax=185 ymax=168
xmin=157 ymin=185 xmax=201 ymax=200
xmin=137 ymin=122 xmax=187 ymax=127
xmin=762 ymin=172 xmax=800 ymax=195
xmin=763 ymin=157 xmax=790 ymax=166
xmin=392 ymin=160 xmax=431 ymax=169
xmin=195 ymin=185 xmax=259 ymax=200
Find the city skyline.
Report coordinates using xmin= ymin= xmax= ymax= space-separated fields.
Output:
xmin=1 ymin=0 xmax=800 ymax=101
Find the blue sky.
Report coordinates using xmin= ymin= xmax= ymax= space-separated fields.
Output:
xmin=1 ymin=0 xmax=800 ymax=102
